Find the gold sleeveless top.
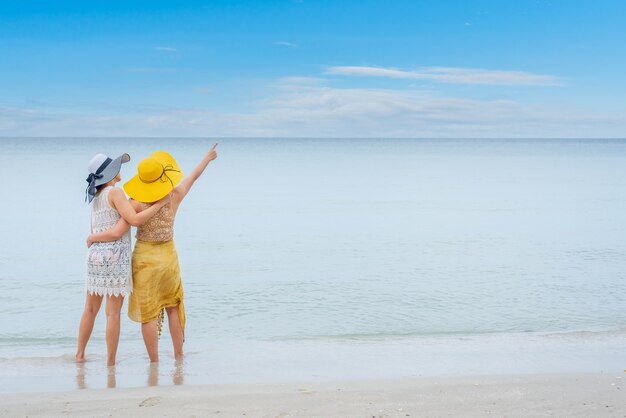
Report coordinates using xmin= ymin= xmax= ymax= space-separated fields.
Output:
xmin=136 ymin=202 xmax=174 ymax=242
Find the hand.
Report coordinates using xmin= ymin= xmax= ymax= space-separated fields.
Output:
xmin=87 ymin=235 xmax=94 ymax=248
xmin=207 ymin=143 xmax=218 ymax=162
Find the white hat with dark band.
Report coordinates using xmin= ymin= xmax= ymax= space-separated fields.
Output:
xmin=85 ymin=153 xmax=131 ymax=203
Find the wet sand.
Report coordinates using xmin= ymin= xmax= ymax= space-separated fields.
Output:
xmin=1 ymin=373 xmax=624 ymax=417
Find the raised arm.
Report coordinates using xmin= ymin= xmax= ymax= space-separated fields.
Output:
xmin=87 ymin=217 xmax=130 ymax=247
xmin=108 ymin=187 xmax=170 ymax=227
xmin=172 ymin=143 xmax=218 ymax=208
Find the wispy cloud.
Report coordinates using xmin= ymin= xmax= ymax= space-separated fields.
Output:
xmin=273 ymin=41 xmax=298 ymax=48
xmin=326 ymin=66 xmax=563 ymax=86
xmin=2 ymin=78 xmax=622 ymax=138
xmin=154 ymin=46 xmax=177 ymax=52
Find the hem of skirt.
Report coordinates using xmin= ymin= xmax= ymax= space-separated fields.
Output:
xmin=127 ymin=309 xmax=169 ymax=339
xmin=127 ymin=300 xmax=185 ymax=341
xmin=86 ymin=287 xmax=132 ymax=297
xmin=128 ymin=301 xmax=181 ymax=324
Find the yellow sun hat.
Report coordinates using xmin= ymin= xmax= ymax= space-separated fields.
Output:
xmin=123 ymin=151 xmax=184 ymax=203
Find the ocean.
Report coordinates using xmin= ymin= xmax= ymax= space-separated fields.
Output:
xmin=0 ymin=137 xmax=625 ymax=392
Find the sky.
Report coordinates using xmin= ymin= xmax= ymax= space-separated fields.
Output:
xmin=1 ymin=0 xmax=625 ymax=138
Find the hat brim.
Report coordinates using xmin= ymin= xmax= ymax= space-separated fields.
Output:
xmin=123 ymin=152 xmax=183 ymax=203
xmin=94 ymin=153 xmax=131 ymax=187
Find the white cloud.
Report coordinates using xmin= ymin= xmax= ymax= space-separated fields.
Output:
xmin=326 ymin=66 xmax=563 ymax=86
xmin=155 ymin=46 xmax=177 ymax=52
xmin=1 ymin=79 xmax=623 ymax=138
xmin=273 ymin=41 xmax=298 ymax=48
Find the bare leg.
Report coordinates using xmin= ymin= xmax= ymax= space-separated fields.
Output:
xmin=165 ymin=306 xmax=184 ymax=360
xmin=141 ymin=320 xmax=159 ymax=363
xmin=105 ymin=295 xmax=124 ymax=366
xmin=75 ymin=293 xmax=104 ymax=362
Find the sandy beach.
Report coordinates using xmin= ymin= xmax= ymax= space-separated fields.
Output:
xmin=1 ymin=373 xmax=624 ymax=417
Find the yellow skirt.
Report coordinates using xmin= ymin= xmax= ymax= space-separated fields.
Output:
xmin=128 ymin=239 xmax=185 ymax=337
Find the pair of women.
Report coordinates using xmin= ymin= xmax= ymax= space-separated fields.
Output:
xmin=76 ymin=145 xmax=218 ymax=365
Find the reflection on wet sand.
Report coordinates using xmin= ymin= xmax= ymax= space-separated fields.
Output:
xmin=149 ymin=359 xmax=186 ymax=387
xmin=173 ymin=359 xmax=184 ymax=386
xmin=73 ymin=357 xmax=187 ymax=390
xmin=76 ymin=362 xmax=86 ymax=389
xmin=107 ymin=366 xmax=116 ymax=388
xmin=148 ymin=363 xmax=159 ymax=386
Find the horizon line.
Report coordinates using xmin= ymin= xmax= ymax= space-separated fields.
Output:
xmin=1 ymin=136 xmax=626 ymax=141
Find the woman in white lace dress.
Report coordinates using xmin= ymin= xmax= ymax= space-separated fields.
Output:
xmin=76 ymin=153 xmax=169 ymax=366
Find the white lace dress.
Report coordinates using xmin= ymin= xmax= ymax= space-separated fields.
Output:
xmin=86 ymin=186 xmax=132 ymax=297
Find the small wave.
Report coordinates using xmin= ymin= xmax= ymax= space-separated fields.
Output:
xmin=266 ymin=326 xmax=626 ymax=342
xmin=539 ymin=327 xmax=626 ymax=339
xmin=0 ymin=353 xmax=86 ymax=365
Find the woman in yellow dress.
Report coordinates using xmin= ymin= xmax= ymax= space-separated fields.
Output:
xmin=89 ymin=144 xmax=218 ymax=362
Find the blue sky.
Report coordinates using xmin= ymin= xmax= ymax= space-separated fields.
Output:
xmin=1 ymin=0 xmax=625 ymax=137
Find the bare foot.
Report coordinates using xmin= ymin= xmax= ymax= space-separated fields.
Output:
xmin=75 ymin=353 xmax=86 ymax=363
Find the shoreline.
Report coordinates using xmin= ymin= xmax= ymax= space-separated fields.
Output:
xmin=1 ymin=373 xmax=624 ymax=417
xmin=1 ymin=331 xmax=625 ymax=394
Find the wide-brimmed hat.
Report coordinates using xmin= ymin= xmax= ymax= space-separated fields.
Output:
xmin=123 ymin=151 xmax=184 ymax=203
xmin=85 ymin=153 xmax=130 ymax=203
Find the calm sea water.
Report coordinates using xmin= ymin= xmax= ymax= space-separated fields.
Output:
xmin=0 ymin=137 xmax=625 ymax=391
